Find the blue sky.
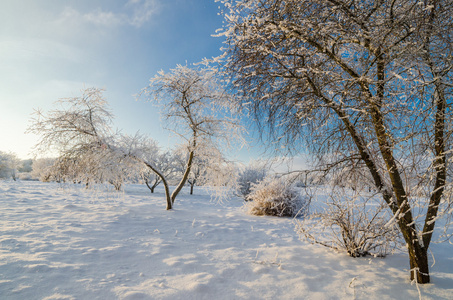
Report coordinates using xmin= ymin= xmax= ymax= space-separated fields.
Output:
xmin=0 ymin=0 xmax=228 ymax=159
xmin=0 ymin=0 xmax=310 ymax=171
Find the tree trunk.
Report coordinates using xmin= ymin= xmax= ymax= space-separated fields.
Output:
xmin=408 ymin=242 xmax=430 ymax=283
xmin=190 ymin=183 xmax=194 ymax=195
xmin=144 ymin=179 xmax=153 ymax=193
xmin=142 ymin=161 xmax=172 ymax=210
xmin=144 ymin=178 xmax=156 ymax=194
xmin=163 ymin=183 xmax=171 ymax=210
xmin=171 ymin=148 xmax=195 ymax=204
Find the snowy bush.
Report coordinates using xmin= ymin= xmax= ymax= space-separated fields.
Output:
xmin=237 ymin=165 xmax=267 ymax=199
xmin=246 ymin=177 xmax=307 ymax=217
xmin=296 ymin=188 xmax=402 ymax=258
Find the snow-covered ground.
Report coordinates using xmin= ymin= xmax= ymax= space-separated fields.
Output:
xmin=0 ymin=181 xmax=452 ymax=300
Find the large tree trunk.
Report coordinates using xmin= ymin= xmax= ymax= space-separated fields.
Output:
xmin=370 ymin=103 xmax=431 ymax=284
xmin=369 ymin=53 xmax=432 ymax=284
xmin=407 ymin=240 xmax=430 ymax=283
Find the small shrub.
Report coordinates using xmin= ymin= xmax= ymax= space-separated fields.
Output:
xmin=246 ymin=177 xmax=307 ymax=217
xmin=296 ymin=187 xmax=402 ymax=257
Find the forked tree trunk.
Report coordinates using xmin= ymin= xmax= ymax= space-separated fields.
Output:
xmin=144 ymin=179 xmax=153 ymax=193
xmin=142 ymin=161 xmax=172 ymax=210
xmin=144 ymin=178 xmax=157 ymax=194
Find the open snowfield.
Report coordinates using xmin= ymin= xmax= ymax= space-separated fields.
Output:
xmin=1 ymin=181 xmax=452 ymax=300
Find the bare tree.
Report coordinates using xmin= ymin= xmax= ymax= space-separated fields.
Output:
xmin=218 ymin=0 xmax=453 ymax=283
xmin=141 ymin=64 xmax=243 ymax=208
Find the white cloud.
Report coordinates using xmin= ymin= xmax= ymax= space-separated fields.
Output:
xmin=127 ymin=0 xmax=160 ymax=27
xmin=57 ymin=0 xmax=160 ymax=28
xmin=83 ymin=10 xmax=125 ymax=26
xmin=57 ymin=6 xmax=123 ymax=28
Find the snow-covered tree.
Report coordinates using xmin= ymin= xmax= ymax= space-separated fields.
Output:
xmin=27 ymin=87 xmax=138 ymax=189
xmin=31 ymin=158 xmax=56 ymax=182
xmin=218 ymin=0 xmax=453 ymax=283
xmin=173 ymin=141 xmax=234 ymax=195
xmin=0 ymin=151 xmax=21 ymax=181
xmin=29 ymin=87 xmax=115 ymax=154
xmin=186 ymin=156 xmax=207 ymax=195
xmin=172 ymin=147 xmax=205 ymax=195
xmin=141 ymin=64 xmax=243 ymax=208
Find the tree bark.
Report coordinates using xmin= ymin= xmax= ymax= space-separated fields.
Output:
xmin=408 ymin=241 xmax=430 ymax=283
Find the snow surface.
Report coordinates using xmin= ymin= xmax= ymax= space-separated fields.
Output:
xmin=1 ymin=181 xmax=452 ymax=299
